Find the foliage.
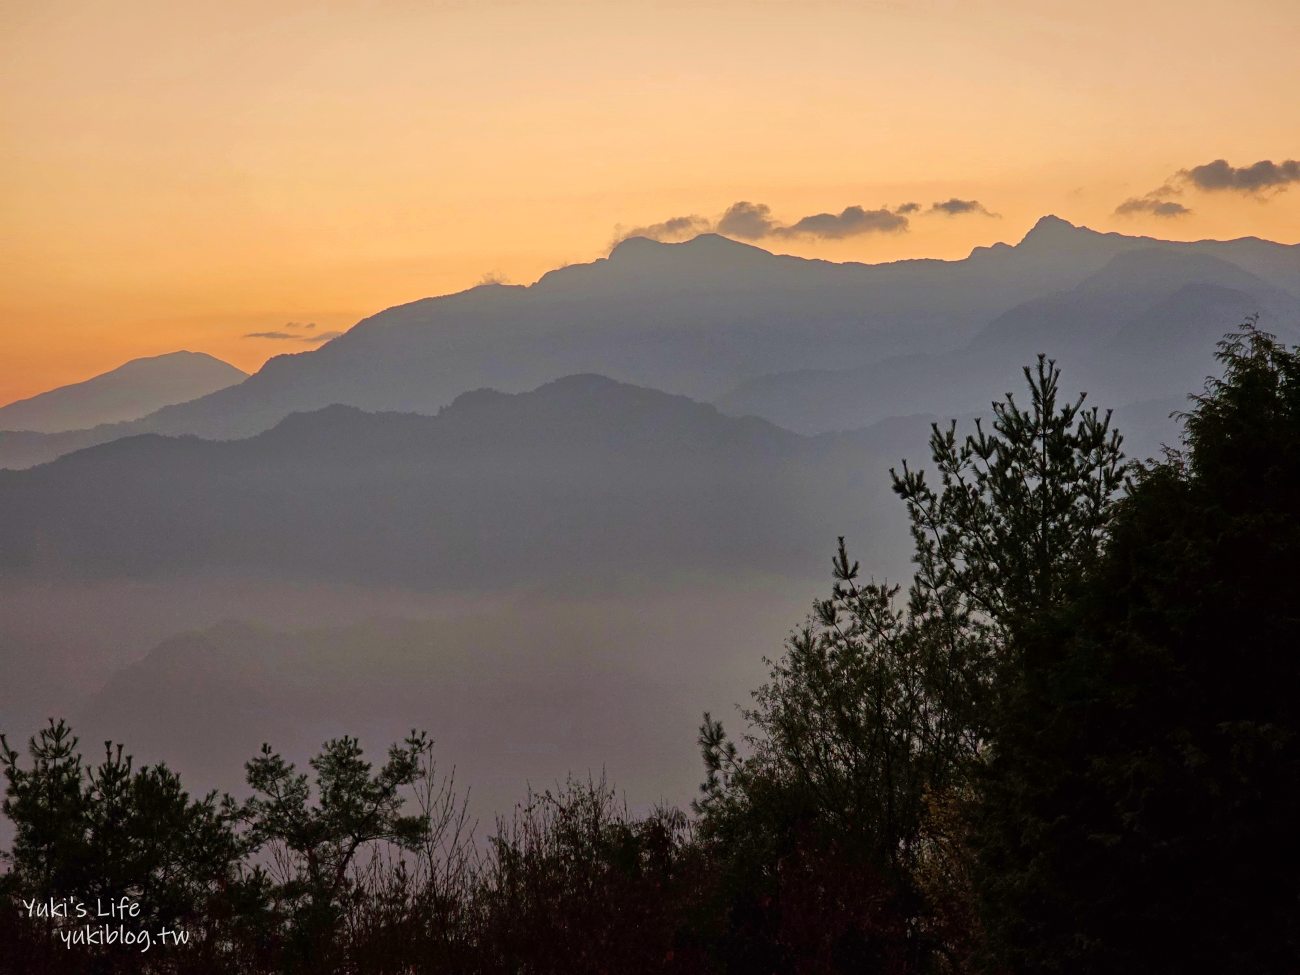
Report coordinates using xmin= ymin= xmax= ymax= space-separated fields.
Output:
xmin=0 ymin=720 xmax=257 ymax=974
xmin=694 ymin=355 xmax=1127 ymax=972
xmin=973 ymin=326 xmax=1300 ymax=974
xmin=477 ymin=776 xmax=709 ymax=973
xmin=893 ymin=355 xmax=1126 ymax=631
xmin=235 ymin=732 xmax=435 ymax=970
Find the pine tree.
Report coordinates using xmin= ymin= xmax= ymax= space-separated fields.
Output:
xmin=697 ymin=356 xmax=1127 ymax=972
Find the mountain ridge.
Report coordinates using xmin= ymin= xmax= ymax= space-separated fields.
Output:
xmin=0 ymin=373 xmax=861 ymax=589
xmin=2 ymin=218 xmax=1298 ymax=468
xmin=715 ymin=242 xmax=1300 ymax=434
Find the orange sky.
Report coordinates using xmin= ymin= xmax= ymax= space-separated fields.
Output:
xmin=2 ymin=0 xmax=1298 ymax=404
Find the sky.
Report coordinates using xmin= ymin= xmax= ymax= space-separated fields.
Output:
xmin=2 ymin=0 xmax=1298 ymax=405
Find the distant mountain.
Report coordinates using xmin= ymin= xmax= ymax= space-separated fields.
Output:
xmin=0 ymin=375 xmax=918 ymax=589
xmin=6 ymin=216 xmax=1295 ymax=469
xmin=0 ymin=351 xmax=246 ymax=433
xmin=69 ymin=593 xmax=810 ymax=812
xmin=716 ymin=246 xmax=1300 ymax=434
xmin=0 ymin=371 xmax=1196 ymax=810
xmin=0 ymin=427 xmax=109 ymax=470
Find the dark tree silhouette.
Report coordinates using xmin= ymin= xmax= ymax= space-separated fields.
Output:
xmin=973 ymin=326 xmax=1300 ymax=974
xmin=696 ymin=355 xmax=1127 ymax=972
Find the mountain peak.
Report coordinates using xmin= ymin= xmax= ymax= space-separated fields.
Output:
xmin=1018 ymin=214 xmax=1081 ymax=244
xmin=0 ymin=351 xmax=247 ymax=434
xmin=1010 ymin=214 xmax=1120 ymax=261
xmin=607 ymin=234 xmax=663 ymax=257
xmin=530 ymin=233 xmax=774 ymax=295
xmin=608 ymin=232 xmax=770 ymax=263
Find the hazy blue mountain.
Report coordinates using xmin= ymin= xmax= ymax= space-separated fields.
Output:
xmin=0 ymin=374 xmax=929 ymax=814
xmin=0 ymin=427 xmax=110 ymax=470
xmin=0 ymin=367 xmax=1197 ymax=816
xmin=0 ymin=351 xmax=246 ymax=433
xmin=716 ymin=246 xmax=1300 ymax=434
xmin=5 ymin=216 xmax=1296 ymax=469
xmin=0 ymin=375 xmax=916 ymax=590
xmin=68 ymin=592 xmax=811 ymax=814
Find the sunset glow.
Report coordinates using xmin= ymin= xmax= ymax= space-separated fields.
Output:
xmin=3 ymin=0 xmax=1298 ymax=403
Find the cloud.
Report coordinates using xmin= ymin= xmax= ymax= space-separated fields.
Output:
xmin=927 ymin=198 xmax=999 ymax=217
xmin=1180 ymin=158 xmax=1300 ymax=194
xmin=774 ymin=205 xmax=909 ymax=239
xmin=244 ymin=324 xmax=342 ymax=344
xmin=614 ymin=214 xmax=711 ymax=243
xmin=1114 ymin=197 xmax=1191 ymax=218
xmin=1119 ymin=157 xmax=1300 ymax=214
xmin=616 ymin=200 xmax=922 ymax=248
xmin=716 ymin=201 xmax=778 ymax=240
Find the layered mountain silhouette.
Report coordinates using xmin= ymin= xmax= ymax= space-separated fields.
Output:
xmin=0 ymin=375 xmax=917 ymax=589
xmin=4 ymin=216 xmax=1292 ymax=815
xmin=717 ymin=245 xmax=1300 ymax=433
xmin=4 ymin=216 xmax=1294 ymax=469
xmin=0 ymin=351 xmax=246 ymax=433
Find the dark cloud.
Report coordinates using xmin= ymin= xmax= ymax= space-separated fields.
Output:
xmin=774 ymin=205 xmax=908 ymax=239
xmin=1114 ymin=197 xmax=1192 ymax=218
xmin=1120 ymin=157 xmax=1300 ymax=214
xmin=927 ymin=198 xmax=998 ymax=217
xmin=716 ymin=201 xmax=778 ymax=240
xmin=614 ymin=214 xmax=711 ymax=243
xmin=616 ymin=201 xmax=913 ymax=247
xmin=1180 ymin=158 xmax=1300 ymax=194
xmin=245 ymin=326 xmax=342 ymax=344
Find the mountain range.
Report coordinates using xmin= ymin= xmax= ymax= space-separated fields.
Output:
xmin=2 ymin=214 xmax=1298 ymax=814
xmin=3 ymin=216 xmax=1296 ymax=469
xmin=0 ymin=375 xmax=914 ymax=590
xmin=718 ymin=246 xmax=1300 ymax=433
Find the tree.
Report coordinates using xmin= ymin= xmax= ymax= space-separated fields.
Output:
xmin=0 ymin=720 xmax=253 ymax=973
xmin=973 ymin=326 xmax=1300 ymax=974
xmin=697 ymin=356 xmax=1127 ymax=973
xmin=891 ymin=355 xmax=1125 ymax=661
xmin=1 ymin=726 xmax=462 ymax=974
xmin=697 ymin=555 xmax=981 ymax=972
xmin=235 ymin=732 xmax=438 ymax=972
